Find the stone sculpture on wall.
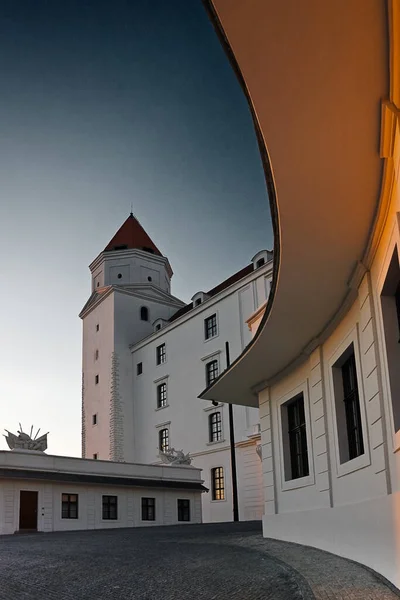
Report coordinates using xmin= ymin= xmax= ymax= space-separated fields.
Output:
xmin=159 ymin=447 xmax=192 ymax=465
xmin=4 ymin=425 xmax=48 ymax=452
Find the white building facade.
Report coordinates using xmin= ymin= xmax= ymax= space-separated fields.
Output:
xmin=80 ymin=214 xmax=272 ymax=523
xmin=0 ymin=450 xmax=204 ymax=534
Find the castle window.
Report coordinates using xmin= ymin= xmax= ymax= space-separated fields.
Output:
xmin=102 ymin=495 xmax=117 ymax=520
xmin=195 ymin=298 xmax=202 ymax=306
xmin=177 ymin=499 xmax=190 ymax=522
xmin=211 ymin=467 xmax=225 ymax=501
xmin=157 ymin=383 xmax=167 ymax=408
xmin=156 ymin=324 xmax=161 ymax=331
xmin=148 ymin=276 xmax=152 ymax=282
xmin=256 ymin=258 xmax=265 ymax=268
xmin=159 ymin=428 xmax=169 ymax=452
xmin=117 ymin=273 xmax=122 ymax=279
xmin=281 ymin=393 xmax=309 ymax=480
xmin=62 ymin=494 xmax=78 ymax=519
xmin=141 ymin=497 xmax=155 ymax=521
xmin=140 ymin=306 xmax=149 ymax=321
xmin=204 ymin=314 xmax=217 ymax=340
xmin=93 ymin=453 xmax=98 ymax=460
xmin=209 ymin=412 xmax=222 ymax=442
xmin=92 ymin=414 xmax=97 ymax=426
xmin=156 ymin=343 xmax=166 ymax=365
xmin=95 ymin=374 xmax=99 ymax=385
xmin=206 ymin=360 xmax=219 ymax=386
xmin=137 ymin=362 xmax=143 ymax=375
xmin=95 ymin=349 xmax=99 ymax=361
xmin=96 ymin=324 xmax=99 ymax=332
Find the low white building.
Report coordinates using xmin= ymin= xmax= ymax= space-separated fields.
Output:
xmin=80 ymin=214 xmax=273 ymax=522
xmin=0 ymin=449 xmax=205 ymax=534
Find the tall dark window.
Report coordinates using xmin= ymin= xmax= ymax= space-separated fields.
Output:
xmin=206 ymin=360 xmax=219 ymax=386
xmin=209 ymin=412 xmax=222 ymax=442
xmin=141 ymin=497 xmax=156 ymax=521
xmin=341 ymin=353 xmax=364 ymax=460
xmin=211 ymin=467 xmax=225 ymax=501
xmin=95 ymin=374 xmax=99 ymax=385
xmin=205 ymin=314 xmax=217 ymax=339
xmin=286 ymin=394 xmax=309 ymax=480
xmin=62 ymin=494 xmax=78 ymax=519
xmin=159 ymin=428 xmax=169 ymax=452
xmin=156 ymin=343 xmax=166 ymax=365
xmin=157 ymin=383 xmax=167 ymax=408
xmin=177 ymin=499 xmax=190 ymax=521
xmin=102 ymin=496 xmax=117 ymax=520
xmin=140 ymin=306 xmax=149 ymax=321
xmin=137 ymin=362 xmax=143 ymax=375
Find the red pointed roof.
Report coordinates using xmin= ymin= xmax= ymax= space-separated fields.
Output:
xmin=104 ymin=214 xmax=163 ymax=256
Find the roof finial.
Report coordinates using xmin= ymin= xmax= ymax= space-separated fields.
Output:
xmin=130 ymin=202 xmax=134 ymax=218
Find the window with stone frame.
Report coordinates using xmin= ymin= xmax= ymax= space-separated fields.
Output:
xmin=157 ymin=382 xmax=167 ymax=408
xmin=209 ymin=412 xmax=222 ymax=442
xmin=211 ymin=467 xmax=225 ymax=501
xmin=61 ymin=494 xmax=78 ymax=519
xmin=156 ymin=343 xmax=166 ymax=365
xmin=204 ymin=314 xmax=217 ymax=340
xmin=281 ymin=393 xmax=309 ymax=480
xmin=177 ymin=499 xmax=190 ymax=521
xmin=102 ymin=495 xmax=117 ymax=520
xmin=159 ymin=427 xmax=169 ymax=452
xmin=141 ymin=497 xmax=155 ymax=521
xmin=206 ymin=360 xmax=219 ymax=386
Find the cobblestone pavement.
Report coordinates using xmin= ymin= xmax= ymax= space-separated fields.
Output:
xmin=0 ymin=522 xmax=398 ymax=600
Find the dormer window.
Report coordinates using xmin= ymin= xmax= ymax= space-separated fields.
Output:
xmin=153 ymin=318 xmax=166 ymax=333
xmin=252 ymin=250 xmax=272 ymax=271
xmin=195 ymin=298 xmax=202 ymax=306
xmin=140 ymin=306 xmax=149 ymax=321
xmin=191 ymin=291 xmax=209 ymax=307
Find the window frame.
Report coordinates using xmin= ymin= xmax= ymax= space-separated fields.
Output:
xmin=276 ymin=383 xmax=314 ymax=491
xmin=209 ymin=411 xmax=222 ymax=443
xmin=141 ymin=497 xmax=156 ymax=521
xmin=137 ymin=362 xmax=143 ymax=376
xmin=211 ymin=467 xmax=225 ymax=501
xmin=156 ymin=343 xmax=166 ymax=365
xmin=177 ymin=499 xmax=190 ymax=522
xmin=61 ymin=493 xmax=78 ymax=519
xmin=102 ymin=495 xmax=118 ymax=520
xmin=158 ymin=427 xmax=169 ymax=452
xmin=157 ymin=382 xmax=168 ymax=409
xmin=204 ymin=313 xmax=218 ymax=341
xmin=205 ymin=359 xmax=219 ymax=387
xmin=92 ymin=414 xmax=97 ymax=426
xmin=328 ymin=327 xmax=370 ymax=477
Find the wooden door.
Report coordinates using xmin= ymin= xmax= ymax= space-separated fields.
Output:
xmin=19 ymin=491 xmax=38 ymax=531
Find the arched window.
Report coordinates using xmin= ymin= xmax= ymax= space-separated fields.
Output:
xmin=256 ymin=257 xmax=265 ymax=268
xmin=209 ymin=412 xmax=222 ymax=442
xmin=140 ymin=306 xmax=149 ymax=321
xmin=211 ymin=467 xmax=225 ymax=501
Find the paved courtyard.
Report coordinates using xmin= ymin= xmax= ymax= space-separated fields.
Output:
xmin=0 ymin=522 xmax=398 ymax=600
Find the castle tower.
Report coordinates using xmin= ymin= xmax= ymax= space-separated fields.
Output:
xmin=79 ymin=214 xmax=184 ymax=462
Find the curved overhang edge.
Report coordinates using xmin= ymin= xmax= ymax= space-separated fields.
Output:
xmin=199 ymin=0 xmax=395 ymax=406
xmin=198 ymin=0 xmax=281 ymax=403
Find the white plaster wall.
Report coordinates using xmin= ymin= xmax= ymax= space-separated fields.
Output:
xmin=130 ymin=265 xmax=271 ymax=522
xmin=0 ymin=480 xmax=202 ymax=535
xmin=82 ymin=293 xmax=115 ymax=461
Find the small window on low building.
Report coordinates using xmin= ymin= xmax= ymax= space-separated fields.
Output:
xmin=209 ymin=412 xmax=222 ymax=442
xmin=281 ymin=393 xmax=309 ymax=480
xmin=211 ymin=467 xmax=225 ymax=501
xmin=141 ymin=497 xmax=155 ymax=521
xmin=92 ymin=414 xmax=97 ymax=426
xmin=62 ymin=494 xmax=78 ymax=519
xmin=137 ymin=362 xmax=143 ymax=375
xmin=140 ymin=306 xmax=149 ymax=321
xmin=204 ymin=314 xmax=217 ymax=340
xmin=177 ymin=499 xmax=190 ymax=522
xmin=157 ymin=383 xmax=167 ymax=408
xmin=102 ymin=495 xmax=117 ymax=520
xmin=159 ymin=427 xmax=169 ymax=452
xmin=93 ymin=453 xmax=98 ymax=460
xmin=156 ymin=343 xmax=166 ymax=365
xmin=206 ymin=360 xmax=219 ymax=386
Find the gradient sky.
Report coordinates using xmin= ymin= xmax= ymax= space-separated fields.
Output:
xmin=0 ymin=0 xmax=272 ymax=456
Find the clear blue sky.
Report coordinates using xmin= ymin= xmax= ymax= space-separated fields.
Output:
xmin=0 ymin=0 xmax=271 ymax=456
